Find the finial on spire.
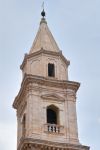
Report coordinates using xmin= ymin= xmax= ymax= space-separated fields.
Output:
xmin=41 ymin=1 xmax=46 ymax=18
xmin=42 ymin=1 xmax=44 ymax=10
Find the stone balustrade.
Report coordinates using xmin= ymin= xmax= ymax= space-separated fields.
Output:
xmin=44 ymin=123 xmax=64 ymax=134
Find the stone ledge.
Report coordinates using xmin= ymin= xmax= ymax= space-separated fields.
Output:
xmin=13 ymin=74 xmax=80 ymax=109
xmin=18 ymin=138 xmax=90 ymax=150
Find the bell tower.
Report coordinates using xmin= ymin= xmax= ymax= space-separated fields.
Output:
xmin=13 ymin=9 xmax=90 ymax=150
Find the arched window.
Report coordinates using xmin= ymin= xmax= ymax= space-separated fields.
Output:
xmin=48 ymin=63 xmax=55 ymax=77
xmin=22 ymin=114 xmax=26 ymax=137
xmin=47 ymin=105 xmax=59 ymax=124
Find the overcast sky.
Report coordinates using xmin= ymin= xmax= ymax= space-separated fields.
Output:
xmin=0 ymin=0 xmax=99 ymax=150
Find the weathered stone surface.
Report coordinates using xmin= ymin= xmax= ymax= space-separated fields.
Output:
xmin=13 ymin=17 xmax=90 ymax=150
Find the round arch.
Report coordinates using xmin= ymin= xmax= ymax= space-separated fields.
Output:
xmin=46 ymin=105 xmax=59 ymax=125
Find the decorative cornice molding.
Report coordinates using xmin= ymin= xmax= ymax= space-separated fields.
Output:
xmin=13 ymin=74 xmax=80 ymax=109
xmin=18 ymin=138 xmax=90 ymax=150
xmin=20 ymin=49 xmax=70 ymax=70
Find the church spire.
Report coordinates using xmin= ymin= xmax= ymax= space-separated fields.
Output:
xmin=13 ymin=5 xmax=90 ymax=150
xmin=29 ymin=7 xmax=60 ymax=54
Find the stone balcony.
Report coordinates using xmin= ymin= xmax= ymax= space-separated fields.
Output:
xmin=44 ymin=123 xmax=64 ymax=134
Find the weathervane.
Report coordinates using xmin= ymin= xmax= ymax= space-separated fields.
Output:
xmin=41 ymin=1 xmax=46 ymax=18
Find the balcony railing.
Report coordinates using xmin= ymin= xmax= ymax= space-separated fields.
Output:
xmin=44 ymin=123 xmax=64 ymax=134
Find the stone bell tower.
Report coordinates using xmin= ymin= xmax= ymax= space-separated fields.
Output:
xmin=13 ymin=9 xmax=90 ymax=150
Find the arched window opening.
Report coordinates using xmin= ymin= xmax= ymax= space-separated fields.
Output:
xmin=46 ymin=105 xmax=61 ymax=133
xmin=47 ymin=105 xmax=59 ymax=124
xmin=47 ymin=108 xmax=57 ymax=124
xmin=22 ymin=114 xmax=26 ymax=137
xmin=48 ymin=63 xmax=55 ymax=77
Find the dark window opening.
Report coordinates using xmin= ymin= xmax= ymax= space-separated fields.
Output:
xmin=48 ymin=63 xmax=55 ymax=77
xmin=22 ymin=114 xmax=26 ymax=137
xmin=47 ymin=108 xmax=57 ymax=124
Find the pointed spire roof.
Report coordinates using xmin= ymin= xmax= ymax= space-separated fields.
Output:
xmin=29 ymin=16 xmax=60 ymax=54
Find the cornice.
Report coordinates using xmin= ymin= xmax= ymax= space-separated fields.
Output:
xmin=20 ymin=49 xmax=70 ymax=70
xmin=13 ymin=74 xmax=80 ymax=109
xmin=18 ymin=138 xmax=90 ymax=150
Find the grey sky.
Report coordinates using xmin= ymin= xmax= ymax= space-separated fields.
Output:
xmin=0 ymin=0 xmax=99 ymax=149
